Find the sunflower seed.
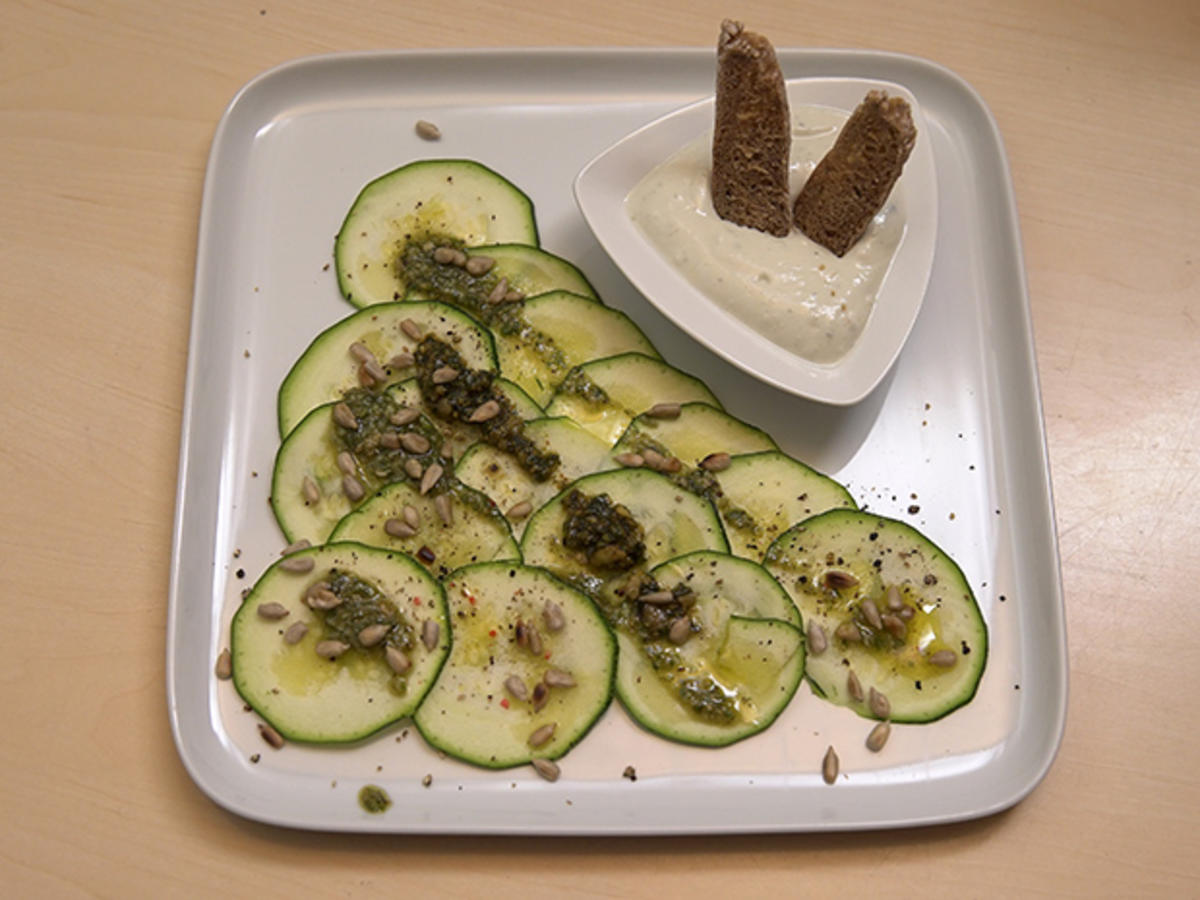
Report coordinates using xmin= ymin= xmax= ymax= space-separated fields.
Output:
xmin=668 ymin=616 xmax=692 ymax=645
xmin=614 ymin=452 xmax=644 ymax=468
xmin=881 ymin=614 xmax=907 ymax=639
xmin=822 ymin=746 xmax=839 ymax=785
xmin=527 ymin=625 xmax=543 ymax=656
xmin=349 ymin=341 xmax=374 ymax=363
xmin=868 ymin=687 xmax=891 ymax=719
xmin=419 ymin=463 xmax=444 ymax=494
xmin=301 ymin=476 xmax=320 ymax=504
xmin=400 ymin=432 xmax=431 ymax=454
xmin=363 ymin=358 xmax=388 ymax=384
xmin=641 ymin=448 xmax=681 ymax=473
xmin=434 ymin=493 xmax=453 ymax=525
xmin=386 ymin=645 xmax=411 ymax=674
xmin=281 ymin=539 xmax=311 ymax=556
xmin=807 ymin=621 xmax=828 ymax=655
xmin=279 ymin=555 xmax=315 ymax=574
xmin=358 ymin=623 xmax=390 ymax=647
xmin=835 ymin=621 xmax=862 ymax=642
xmin=390 ymin=406 xmax=420 ymax=426
xmin=847 ymin=670 xmax=864 ymax=702
xmin=861 ymin=598 xmax=882 ymax=630
xmin=543 ymin=668 xmax=576 ymax=689
xmin=929 ymin=649 xmax=958 ymax=668
xmin=531 ymin=758 xmax=560 ymax=782
xmin=257 ymin=602 xmax=290 ymax=620
xmin=380 ymin=432 xmax=401 ymax=450
xmin=389 ymin=351 xmax=415 ymax=370
xmin=866 ymin=721 xmax=892 ymax=752
xmin=646 ymin=402 xmax=681 ymax=419
xmin=422 ymin=619 xmax=440 ymax=651
xmin=639 ymin=590 xmax=676 ymax=605
xmin=542 ymin=600 xmax=565 ymax=632
xmin=283 ymin=621 xmax=308 ymax=645
xmin=336 ymin=451 xmax=357 ymax=476
xmin=421 ymin=774 xmax=433 ymax=787
xmin=504 ymin=290 xmax=524 ymax=302
xmin=528 ymin=723 xmax=557 ymax=747
xmin=430 ymin=366 xmax=459 ymax=385
xmin=214 ymin=648 xmax=232 ymax=679
xmin=332 ymin=402 xmax=357 ymax=430
xmin=465 ymin=255 xmax=495 ymax=276
xmin=433 ymin=246 xmax=458 ymax=264
xmin=306 ymin=587 xmax=342 ymax=610
xmin=506 ymin=499 xmax=533 ymax=520
xmin=824 ymin=570 xmax=859 ymax=591
xmin=315 ymin=640 xmax=350 ymax=660
xmin=531 ymin=682 xmax=549 ymax=712
xmin=487 ymin=277 xmax=509 ymax=304
xmin=898 ymin=605 xmax=916 ymax=621
xmin=505 ymin=675 xmax=529 ymax=701
xmin=415 ymin=119 xmax=441 ymax=140
xmin=258 ymin=723 xmax=285 ymax=749
xmin=699 ymin=452 xmax=732 ymax=472
xmin=404 ymin=457 xmax=424 ymax=479
xmin=886 ymin=584 xmax=903 ymax=610
xmin=400 ymin=318 xmax=423 ymax=341
xmin=384 ymin=518 xmax=415 ymax=539
xmin=468 ymin=399 xmax=501 ymax=423
xmin=342 ymin=474 xmax=365 ymax=502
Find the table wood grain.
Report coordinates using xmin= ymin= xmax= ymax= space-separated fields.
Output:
xmin=2 ymin=0 xmax=1197 ymax=895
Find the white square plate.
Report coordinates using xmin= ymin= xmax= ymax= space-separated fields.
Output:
xmin=575 ymin=77 xmax=937 ymax=405
xmin=169 ymin=48 xmax=1066 ymax=834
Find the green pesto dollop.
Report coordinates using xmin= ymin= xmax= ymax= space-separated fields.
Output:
xmin=321 ymin=570 xmax=417 ymax=654
xmin=561 ymin=489 xmax=645 ymax=571
xmin=557 ymin=367 xmax=610 ymax=406
xmin=677 ymin=675 xmax=739 ymax=723
xmin=335 ymin=387 xmax=442 ymax=491
xmin=358 ymin=784 xmax=392 ymax=814
xmin=414 ymin=336 xmax=559 ymax=482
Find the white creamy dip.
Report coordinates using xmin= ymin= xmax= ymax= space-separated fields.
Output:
xmin=626 ymin=105 xmax=905 ymax=365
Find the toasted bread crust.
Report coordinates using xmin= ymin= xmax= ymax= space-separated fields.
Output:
xmin=710 ymin=19 xmax=792 ymax=238
xmin=793 ymin=90 xmax=916 ymax=257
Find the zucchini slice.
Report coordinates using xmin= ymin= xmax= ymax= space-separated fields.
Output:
xmin=278 ymin=300 xmax=496 ymax=439
xmin=329 ymin=479 xmax=520 ymax=579
xmin=544 ymin=352 xmax=722 ymax=445
xmin=335 ymin=159 xmax=539 ymax=308
xmin=494 ymin=291 xmax=661 ymax=407
xmin=763 ymin=509 xmax=987 ymax=723
xmin=455 ymin=416 xmax=617 ymax=538
xmin=414 ymin=562 xmax=616 ymax=768
xmin=611 ymin=551 xmax=804 ymax=746
xmin=230 ymin=542 xmax=451 ymax=744
xmin=520 ymin=468 xmax=728 ymax=603
xmin=405 ymin=243 xmax=599 ymax=306
xmin=271 ymin=398 xmax=445 ymax=546
xmin=715 ymin=451 xmax=857 ymax=560
xmin=612 ymin=402 xmax=776 ymax=467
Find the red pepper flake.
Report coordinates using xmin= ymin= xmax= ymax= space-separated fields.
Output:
xmin=467 ymin=595 xmax=476 ymax=605
xmin=544 ymin=652 xmax=551 ymax=660
xmin=413 ymin=596 xmax=422 ymax=605
xmin=499 ymin=698 xmax=509 ymax=709
xmin=489 ymin=629 xmax=497 ymax=638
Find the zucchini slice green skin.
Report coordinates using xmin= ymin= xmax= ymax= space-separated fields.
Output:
xmin=764 ymin=509 xmax=988 ymax=723
xmin=278 ymin=300 xmax=497 ymax=439
xmin=413 ymin=562 xmax=616 ymax=768
xmin=612 ymin=551 xmax=805 ymax=747
xmin=336 ymin=159 xmax=539 ymax=309
xmin=231 ymin=542 xmax=451 ymax=744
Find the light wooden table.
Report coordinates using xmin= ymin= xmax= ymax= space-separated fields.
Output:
xmin=3 ymin=0 xmax=1197 ymax=895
